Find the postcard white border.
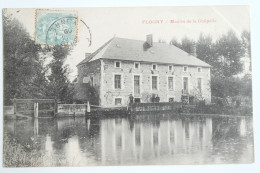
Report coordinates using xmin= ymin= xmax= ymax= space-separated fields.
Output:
xmin=0 ymin=0 xmax=260 ymax=173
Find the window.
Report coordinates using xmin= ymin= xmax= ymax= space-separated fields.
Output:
xmin=183 ymin=66 xmax=188 ymax=72
xmin=152 ymin=64 xmax=157 ymax=70
xmin=152 ymin=76 xmax=158 ymax=90
xmin=198 ymin=67 xmax=201 ymax=72
xmin=197 ymin=78 xmax=202 ymax=93
xmin=114 ymin=75 xmax=121 ymax=89
xmin=168 ymin=76 xmax=174 ymax=90
xmin=115 ymin=98 xmax=122 ymax=105
xmin=134 ymin=62 xmax=140 ymax=69
xmin=169 ymin=97 xmax=174 ymax=102
xmin=115 ymin=61 xmax=121 ymax=68
xmin=168 ymin=65 xmax=173 ymax=71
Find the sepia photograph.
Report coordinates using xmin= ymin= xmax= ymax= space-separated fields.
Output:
xmin=2 ymin=6 xmax=254 ymax=167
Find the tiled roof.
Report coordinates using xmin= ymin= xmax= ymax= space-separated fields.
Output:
xmin=77 ymin=37 xmax=211 ymax=67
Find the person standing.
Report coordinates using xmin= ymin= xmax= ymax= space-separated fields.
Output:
xmin=129 ymin=94 xmax=134 ymax=104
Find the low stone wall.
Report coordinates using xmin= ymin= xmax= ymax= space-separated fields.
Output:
xmin=4 ymin=106 xmax=14 ymax=115
xmin=57 ymin=104 xmax=88 ymax=116
xmin=129 ymin=102 xmax=182 ymax=112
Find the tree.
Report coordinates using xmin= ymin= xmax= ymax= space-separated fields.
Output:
xmin=3 ymin=13 xmax=46 ymax=104
xmin=169 ymin=37 xmax=182 ymax=49
xmin=169 ymin=30 xmax=247 ymax=98
xmin=240 ymin=74 xmax=252 ymax=98
xmin=170 ymin=36 xmax=196 ymax=55
xmin=196 ymin=33 xmax=222 ymax=77
xmin=181 ymin=37 xmax=196 ymax=56
xmin=196 ymin=34 xmax=214 ymax=63
xmin=241 ymin=30 xmax=251 ymax=71
xmin=214 ymin=30 xmax=244 ymax=77
xmin=46 ymin=45 xmax=74 ymax=103
xmin=211 ymin=77 xmax=241 ymax=98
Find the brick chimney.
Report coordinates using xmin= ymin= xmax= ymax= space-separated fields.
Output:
xmin=146 ymin=34 xmax=153 ymax=47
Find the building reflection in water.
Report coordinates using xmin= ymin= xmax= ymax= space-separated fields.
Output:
xmin=100 ymin=116 xmax=213 ymax=164
xmin=3 ymin=115 xmax=254 ymax=165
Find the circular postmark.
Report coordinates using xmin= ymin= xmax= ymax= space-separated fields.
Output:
xmin=46 ymin=17 xmax=92 ymax=46
xmin=46 ymin=17 xmax=78 ymax=46
xmin=80 ymin=19 xmax=92 ymax=47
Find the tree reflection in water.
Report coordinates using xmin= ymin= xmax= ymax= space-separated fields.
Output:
xmin=4 ymin=114 xmax=254 ymax=166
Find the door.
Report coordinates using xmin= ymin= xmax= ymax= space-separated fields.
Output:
xmin=134 ymin=75 xmax=140 ymax=97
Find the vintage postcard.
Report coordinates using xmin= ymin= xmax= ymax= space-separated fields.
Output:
xmin=2 ymin=6 xmax=253 ymax=167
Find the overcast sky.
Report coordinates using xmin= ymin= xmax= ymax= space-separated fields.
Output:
xmin=7 ymin=6 xmax=250 ymax=80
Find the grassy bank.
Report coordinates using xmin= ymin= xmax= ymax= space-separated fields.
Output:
xmin=3 ymin=133 xmax=84 ymax=167
xmin=182 ymin=104 xmax=253 ymax=116
xmin=3 ymin=133 xmax=44 ymax=167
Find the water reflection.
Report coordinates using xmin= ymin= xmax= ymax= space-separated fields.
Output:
xmin=4 ymin=115 xmax=254 ymax=166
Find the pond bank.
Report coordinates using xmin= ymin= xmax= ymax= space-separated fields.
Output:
xmin=3 ymin=133 xmax=43 ymax=167
xmin=4 ymin=102 xmax=252 ymax=119
xmin=181 ymin=104 xmax=252 ymax=116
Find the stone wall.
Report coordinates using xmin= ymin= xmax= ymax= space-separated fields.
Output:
xmin=101 ymin=59 xmax=211 ymax=107
xmin=57 ymin=104 xmax=87 ymax=116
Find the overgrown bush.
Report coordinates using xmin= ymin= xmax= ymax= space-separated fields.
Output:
xmin=211 ymin=75 xmax=252 ymax=99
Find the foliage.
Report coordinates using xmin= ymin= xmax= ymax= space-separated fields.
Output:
xmin=3 ymin=133 xmax=44 ymax=167
xmin=3 ymin=13 xmax=74 ymax=105
xmin=169 ymin=37 xmax=182 ymax=49
xmin=3 ymin=14 xmax=47 ymax=105
xmin=170 ymin=30 xmax=251 ymax=99
xmin=211 ymin=75 xmax=252 ymax=99
xmin=211 ymin=77 xmax=240 ymax=98
xmin=46 ymin=45 xmax=74 ymax=103
xmin=239 ymin=74 xmax=252 ymax=98
xmin=213 ymin=30 xmax=244 ymax=78
xmin=88 ymin=86 xmax=100 ymax=105
xmin=170 ymin=36 xmax=196 ymax=55
xmin=196 ymin=34 xmax=216 ymax=66
xmin=181 ymin=37 xmax=196 ymax=55
xmin=3 ymin=133 xmax=80 ymax=167
xmin=241 ymin=30 xmax=251 ymax=70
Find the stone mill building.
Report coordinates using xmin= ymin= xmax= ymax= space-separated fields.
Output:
xmin=76 ymin=35 xmax=211 ymax=107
